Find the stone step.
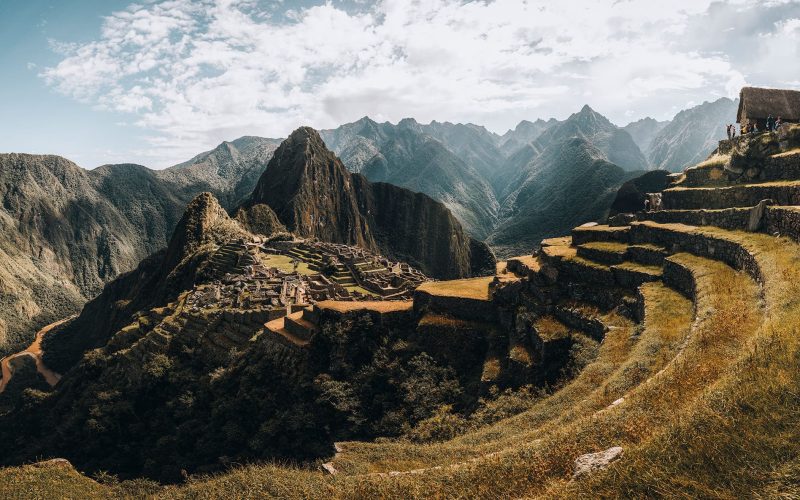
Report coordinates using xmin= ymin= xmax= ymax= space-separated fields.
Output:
xmin=628 ymin=221 xmax=762 ymax=286
xmin=558 ymin=255 xmax=616 ymax=288
xmin=505 ymin=255 xmax=541 ymax=279
xmin=610 ymin=262 xmax=663 ymax=289
xmin=264 ymin=315 xmax=311 ymax=347
xmin=576 ymin=242 xmax=628 ymax=265
xmin=638 ymin=207 xmax=752 ymax=231
xmin=627 ymin=244 xmax=669 ymax=266
xmin=662 ymin=181 xmax=800 ymax=210
xmin=552 ymin=302 xmax=608 ymax=341
xmin=283 ymin=311 xmax=319 ymax=341
xmin=571 ymin=224 xmax=630 ymax=246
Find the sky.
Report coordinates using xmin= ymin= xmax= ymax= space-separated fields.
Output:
xmin=0 ymin=0 xmax=799 ymax=169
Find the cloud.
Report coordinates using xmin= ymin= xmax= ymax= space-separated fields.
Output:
xmin=40 ymin=0 xmax=800 ymax=167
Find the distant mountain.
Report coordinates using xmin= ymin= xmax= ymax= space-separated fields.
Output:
xmin=321 ymin=118 xmax=499 ymax=239
xmin=533 ymin=105 xmax=649 ymax=173
xmin=488 ymin=106 xmax=647 ymax=214
xmin=498 ymin=118 xmax=558 ymax=157
xmin=243 ymin=127 xmax=495 ymax=279
xmin=159 ymin=136 xmax=282 ymax=207
xmin=648 ymin=97 xmax=738 ymax=172
xmin=415 ymin=120 xmax=503 ymax=180
xmin=488 ymin=137 xmax=637 ymax=256
xmin=0 ymin=155 xmax=178 ymax=353
xmin=623 ymin=117 xmax=669 ymax=155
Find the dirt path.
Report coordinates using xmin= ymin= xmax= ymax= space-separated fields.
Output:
xmin=0 ymin=316 xmax=73 ymax=393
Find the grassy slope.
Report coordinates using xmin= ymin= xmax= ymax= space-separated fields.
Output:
xmin=5 ymin=224 xmax=800 ymax=497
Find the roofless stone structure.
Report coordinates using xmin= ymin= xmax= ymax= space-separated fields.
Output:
xmin=737 ymin=86 xmax=800 ymax=129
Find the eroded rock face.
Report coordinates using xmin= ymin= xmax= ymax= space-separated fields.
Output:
xmin=573 ymin=446 xmax=623 ymax=479
xmin=245 ymin=127 xmax=495 ymax=280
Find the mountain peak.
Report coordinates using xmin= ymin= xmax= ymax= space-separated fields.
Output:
xmin=163 ymin=192 xmax=239 ymax=271
xmin=248 ymin=127 xmax=375 ymax=249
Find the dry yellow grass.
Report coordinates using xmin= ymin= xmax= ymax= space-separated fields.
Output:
xmin=577 ymin=241 xmax=628 ymax=253
xmin=771 ymin=147 xmax=800 ymax=158
xmin=415 ymin=277 xmax=493 ymax=301
xmin=260 ymin=253 xmax=315 ymax=275
xmin=314 ymin=300 xmax=413 ymax=314
xmin=534 ymin=316 xmax=571 ymax=341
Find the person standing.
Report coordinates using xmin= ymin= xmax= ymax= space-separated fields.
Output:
xmin=767 ymin=115 xmax=775 ymax=132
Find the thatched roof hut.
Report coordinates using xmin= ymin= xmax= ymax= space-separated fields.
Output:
xmin=737 ymin=87 xmax=800 ymax=125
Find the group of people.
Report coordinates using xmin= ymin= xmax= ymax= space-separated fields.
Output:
xmin=729 ymin=115 xmax=784 ymax=139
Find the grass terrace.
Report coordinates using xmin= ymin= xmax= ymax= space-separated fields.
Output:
xmin=260 ymin=254 xmax=315 ymax=275
xmin=415 ymin=277 xmax=493 ymax=301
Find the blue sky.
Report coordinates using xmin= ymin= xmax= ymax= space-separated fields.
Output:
xmin=1 ymin=0 xmax=799 ymax=169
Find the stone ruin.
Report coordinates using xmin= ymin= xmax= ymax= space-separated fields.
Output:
xmin=188 ymin=236 xmax=429 ymax=321
xmin=265 ymin=240 xmax=428 ymax=299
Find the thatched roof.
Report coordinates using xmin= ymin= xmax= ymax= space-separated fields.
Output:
xmin=737 ymin=87 xmax=800 ymax=122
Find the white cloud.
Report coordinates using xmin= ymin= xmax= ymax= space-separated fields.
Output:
xmin=40 ymin=0 xmax=800 ymax=167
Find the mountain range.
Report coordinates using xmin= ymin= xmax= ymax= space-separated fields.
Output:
xmin=0 ymin=97 xmax=736 ymax=354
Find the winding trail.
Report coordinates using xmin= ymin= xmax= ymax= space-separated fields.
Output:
xmin=0 ymin=317 xmax=72 ymax=393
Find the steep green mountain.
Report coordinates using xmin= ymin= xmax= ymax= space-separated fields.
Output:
xmin=488 ymin=137 xmax=638 ymax=256
xmin=0 ymin=155 xmax=176 ymax=353
xmin=622 ymin=117 xmax=669 ymax=155
xmin=321 ymin=118 xmax=499 ymax=239
xmin=498 ymin=118 xmax=558 ymax=156
xmin=648 ymin=97 xmax=738 ymax=172
xmin=242 ymin=127 xmax=495 ymax=279
xmin=533 ymin=106 xmax=649 ymax=173
xmin=158 ymin=136 xmax=282 ymax=208
xmin=415 ymin=120 xmax=503 ymax=181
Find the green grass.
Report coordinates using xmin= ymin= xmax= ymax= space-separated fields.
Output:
xmin=260 ymin=254 xmax=315 ymax=275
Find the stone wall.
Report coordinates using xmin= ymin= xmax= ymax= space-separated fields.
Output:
xmin=763 ymin=207 xmax=800 ymax=240
xmin=630 ymin=223 xmax=763 ymax=290
xmin=640 ymin=208 xmax=751 ymax=230
xmin=663 ymin=183 xmax=800 ymax=210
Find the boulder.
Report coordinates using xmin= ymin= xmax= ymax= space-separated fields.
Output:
xmin=32 ymin=458 xmax=73 ymax=469
xmin=573 ymin=446 xmax=623 ymax=479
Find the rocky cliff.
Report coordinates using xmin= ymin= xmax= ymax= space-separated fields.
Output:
xmin=489 ymin=138 xmax=637 ymax=256
xmin=648 ymin=97 xmax=738 ymax=172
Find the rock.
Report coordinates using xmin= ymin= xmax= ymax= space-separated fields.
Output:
xmin=747 ymin=199 xmax=775 ymax=232
xmin=573 ymin=446 xmax=623 ymax=479
xmin=32 ymin=458 xmax=73 ymax=469
xmin=608 ymin=213 xmax=636 ymax=227
xmin=321 ymin=462 xmax=337 ymax=475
